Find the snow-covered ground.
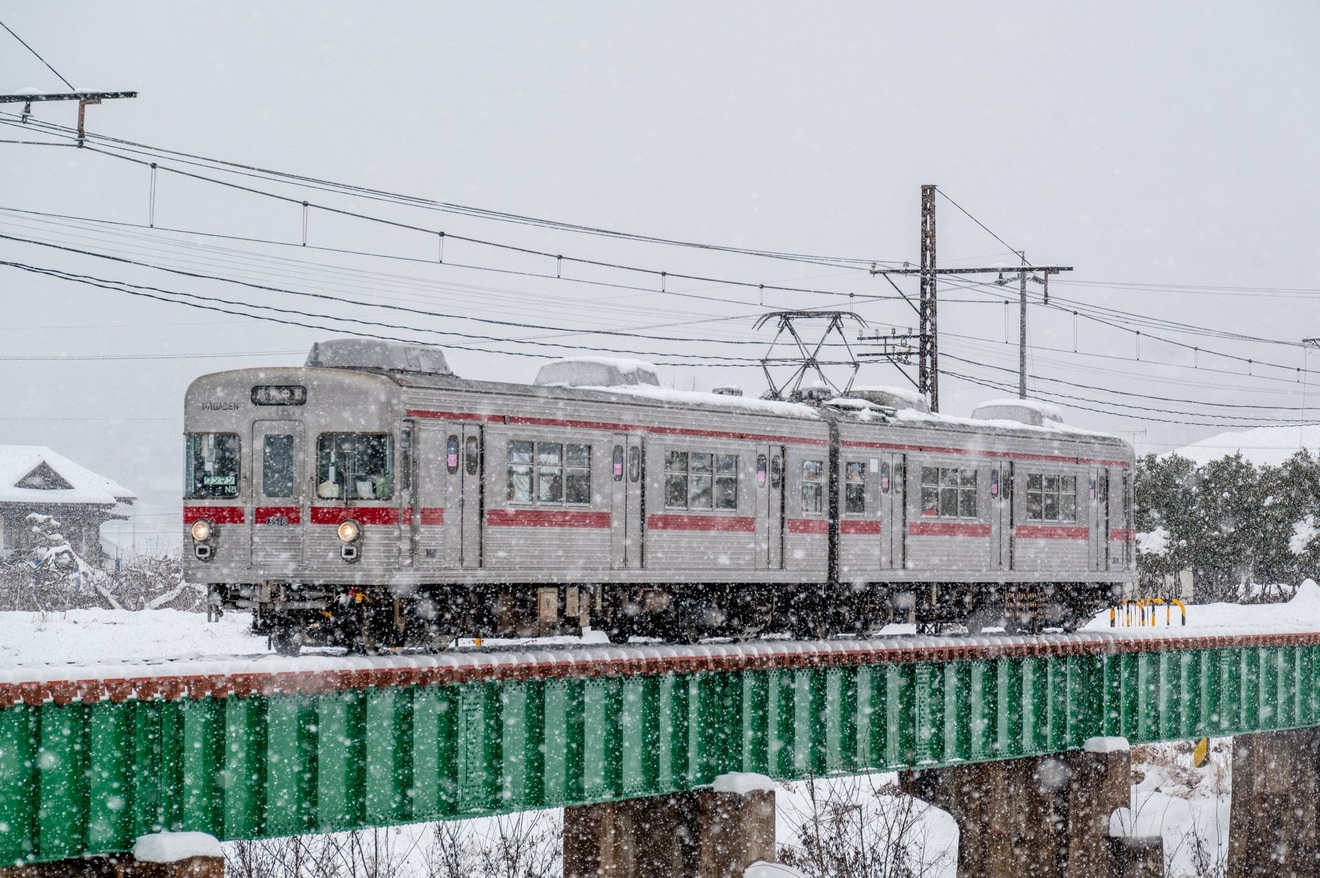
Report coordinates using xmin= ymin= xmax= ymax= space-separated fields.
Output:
xmin=6 ymin=585 xmax=1316 ymax=877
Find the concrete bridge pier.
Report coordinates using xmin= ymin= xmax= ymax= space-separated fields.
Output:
xmin=900 ymin=738 xmax=1156 ymax=878
xmin=1228 ymin=726 xmax=1320 ymax=878
xmin=0 ymin=834 xmax=224 ymax=878
xmin=562 ymin=773 xmax=776 ymax=878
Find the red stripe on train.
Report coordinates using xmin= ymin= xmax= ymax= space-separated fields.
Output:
xmin=1110 ymin=528 xmax=1133 ymax=542
xmin=908 ymin=520 xmax=992 ymax=538
xmin=486 ymin=509 xmax=611 ymax=528
xmin=183 ymin=506 xmax=245 ymax=524
xmin=420 ymin=507 xmax=445 ymax=526
xmin=254 ymin=507 xmax=301 ymax=525
xmin=842 ymin=520 xmax=882 ymax=535
xmin=647 ymin=514 xmax=757 ymax=533
xmin=788 ymin=518 xmax=828 ymax=535
xmin=1015 ymin=525 xmax=1089 ymax=540
xmin=310 ymin=507 xmax=405 ymax=526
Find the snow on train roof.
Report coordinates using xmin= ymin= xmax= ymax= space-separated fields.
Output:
xmin=889 ymin=404 xmax=1120 ymax=440
xmin=570 ymin=382 xmax=823 ymax=419
xmin=534 ymin=357 xmax=661 ymax=388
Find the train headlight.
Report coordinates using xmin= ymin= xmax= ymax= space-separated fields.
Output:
xmin=191 ymin=519 xmax=214 ymax=542
xmin=337 ymin=519 xmax=361 ymax=543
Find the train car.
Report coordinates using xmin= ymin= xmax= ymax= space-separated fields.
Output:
xmin=184 ymin=339 xmax=1133 ymax=653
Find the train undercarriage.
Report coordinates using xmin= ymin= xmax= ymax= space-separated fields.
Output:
xmin=213 ymin=578 xmax=1119 ymax=656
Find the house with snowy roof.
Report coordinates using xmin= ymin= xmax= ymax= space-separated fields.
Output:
xmin=0 ymin=446 xmax=135 ymax=565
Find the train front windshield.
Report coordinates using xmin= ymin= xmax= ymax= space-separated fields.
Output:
xmin=185 ymin=433 xmax=240 ymax=499
xmin=316 ymin=433 xmax=393 ymax=500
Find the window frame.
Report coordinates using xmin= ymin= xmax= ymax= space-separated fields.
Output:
xmin=506 ymin=439 xmax=592 ymax=506
xmin=920 ymin=465 xmax=978 ymax=519
xmin=844 ymin=460 xmax=867 ymax=515
xmin=1025 ymin=472 xmax=1078 ymax=522
xmin=315 ymin=432 xmax=394 ymax=501
xmin=184 ymin=432 xmax=241 ymax=500
xmin=801 ymin=459 xmax=825 ymax=515
xmin=664 ymin=449 xmax=739 ymax=511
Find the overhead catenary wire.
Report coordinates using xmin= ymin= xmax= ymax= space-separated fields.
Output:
xmin=5 ymin=111 xmax=1316 ymax=428
xmin=0 ymin=112 xmax=900 ymax=273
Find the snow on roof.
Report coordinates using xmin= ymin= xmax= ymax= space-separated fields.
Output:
xmin=847 ymin=384 xmax=931 ymax=412
xmin=0 ymin=446 xmax=135 ymax=506
xmin=971 ymin=398 xmax=1065 ymax=426
xmin=595 ymin=383 xmax=821 ymax=419
xmin=1175 ymin=424 xmax=1320 ymax=468
xmin=534 ymin=357 xmax=661 ymax=388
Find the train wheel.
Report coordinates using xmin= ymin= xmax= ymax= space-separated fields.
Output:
xmin=965 ymin=608 xmax=1007 ymax=635
xmin=603 ymin=620 xmax=631 ymax=644
xmin=735 ymin=602 xmax=775 ymax=641
xmin=270 ymin=626 xmax=303 ymax=656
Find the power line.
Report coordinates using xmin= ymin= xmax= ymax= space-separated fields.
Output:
xmin=0 ymin=112 xmax=902 ymax=272
xmin=0 ymin=20 xmax=75 ymax=90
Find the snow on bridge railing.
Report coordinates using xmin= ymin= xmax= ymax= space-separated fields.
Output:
xmin=1 ymin=627 xmax=1317 ymax=707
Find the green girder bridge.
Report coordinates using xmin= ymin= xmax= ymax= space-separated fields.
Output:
xmin=2 ymin=630 xmax=1318 ymax=866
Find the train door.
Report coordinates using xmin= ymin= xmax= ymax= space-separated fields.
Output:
xmin=250 ymin=419 xmax=305 ymax=570
xmin=411 ymin=422 xmax=448 ymax=572
xmin=609 ymin=435 xmax=627 ymax=569
xmin=459 ymin=425 xmax=484 ymax=569
xmin=876 ymin=452 xmax=906 ymax=569
xmin=759 ymin=445 xmax=785 ymax=569
xmin=1090 ymin=467 xmax=1111 ymax=571
xmin=609 ymin=434 xmax=645 ymax=569
xmin=990 ymin=461 xmax=1014 ymax=570
xmin=626 ymin=435 xmax=645 ymax=567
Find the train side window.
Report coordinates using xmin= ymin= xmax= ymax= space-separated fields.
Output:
xmin=664 ymin=449 xmax=737 ymax=510
xmin=715 ymin=454 xmax=738 ymax=509
xmin=844 ymin=461 xmax=866 ymax=514
xmin=508 ymin=441 xmax=533 ymax=502
xmin=802 ymin=459 xmax=824 ymax=514
xmin=770 ymin=454 xmax=782 ymax=488
xmin=613 ymin=445 xmax=624 ymax=481
xmin=447 ymin=435 xmax=460 ymax=474
xmin=316 ymin=433 xmax=393 ymax=500
xmin=880 ymin=461 xmax=891 ymax=494
xmin=185 ymin=432 xmax=240 ymax=499
xmin=665 ymin=451 xmax=689 ymax=508
xmin=756 ymin=454 xmax=767 ymax=487
xmin=465 ymin=436 xmax=480 ymax=476
xmin=920 ymin=466 xmax=976 ymax=518
xmin=1025 ymin=473 xmax=1077 ymax=522
xmin=262 ymin=435 xmax=295 ymax=499
xmin=628 ymin=446 xmax=640 ymax=482
xmin=507 ymin=440 xmax=590 ymax=505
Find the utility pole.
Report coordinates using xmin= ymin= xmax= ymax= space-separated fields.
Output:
xmin=868 ymin=186 xmax=1071 ymax=411
xmin=1304 ymin=338 xmax=1320 ymax=447
xmin=1018 ymin=251 xmax=1028 ymax=398
xmin=920 ymin=184 xmax=938 ymax=410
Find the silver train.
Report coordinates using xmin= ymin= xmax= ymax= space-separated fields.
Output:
xmin=184 ymin=339 xmax=1134 ymax=654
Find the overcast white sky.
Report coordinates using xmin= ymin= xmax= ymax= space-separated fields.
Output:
xmin=2 ymin=3 xmax=1318 ymax=550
